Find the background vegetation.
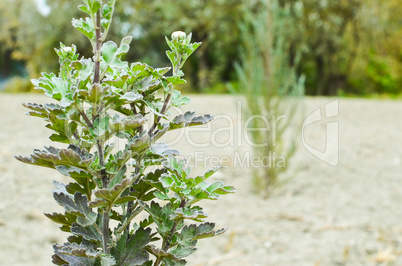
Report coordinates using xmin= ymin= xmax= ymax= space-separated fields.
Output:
xmin=234 ymin=0 xmax=305 ymax=195
xmin=0 ymin=0 xmax=401 ymax=96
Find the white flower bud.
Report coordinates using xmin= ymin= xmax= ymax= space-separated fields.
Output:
xmin=62 ymin=46 xmax=73 ymax=53
xmin=171 ymin=31 xmax=186 ymax=41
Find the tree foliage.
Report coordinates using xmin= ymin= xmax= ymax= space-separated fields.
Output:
xmin=280 ymin=0 xmax=401 ymax=95
xmin=0 ymin=0 xmax=400 ymax=95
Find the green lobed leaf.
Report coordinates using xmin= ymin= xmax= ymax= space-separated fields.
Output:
xmin=109 ymin=114 xmax=147 ymax=135
xmin=111 ymin=227 xmax=151 ymax=266
xmin=186 ymin=166 xmax=220 ymax=187
xmin=87 ymin=0 xmax=101 ymax=14
xmin=159 ymin=174 xmax=174 ymax=189
xmin=153 ymin=191 xmax=170 ymax=201
xmin=165 ymin=36 xmax=175 ymax=51
xmin=144 ymin=245 xmax=183 ymax=262
xmin=138 ymin=78 xmax=163 ymax=95
xmin=145 ymin=143 xmax=179 ymax=160
xmin=142 ymin=169 xmax=168 ymax=193
xmin=71 ymin=223 xmax=103 ymax=244
xmin=172 ymin=207 xmax=208 ymax=222
xmin=130 ymin=169 xmax=167 ymax=201
xmin=22 ymin=102 xmax=63 ymax=122
xmin=51 ymin=253 xmax=69 ymax=265
xmin=56 ymin=166 xmax=96 ymax=199
xmin=142 ymin=98 xmax=165 ymax=118
xmin=101 ymin=0 xmax=115 ymax=31
xmin=71 ymin=58 xmax=94 ymax=82
xmin=206 ymin=181 xmax=236 ymax=198
xmin=31 ymin=73 xmax=56 ymax=98
xmin=89 ymin=175 xmax=138 ymax=209
xmin=101 ymin=36 xmax=132 ymax=70
xmin=110 ymin=203 xmax=145 ymax=249
xmin=178 ymin=222 xmax=227 ymax=242
xmin=54 ymin=242 xmax=101 ymax=258
xmin=121 ymin=92 xmax=143 ymax=103
xmin=72 ymin=17 xmax=95 ymax=40
xmin=90 ymin=116 xmax=110 ymax=138
xmin=183 ymin=42 xmax=202 ymax=62
xmin=170 ymin=90 xmax=190 ymax=107
xmin=163 ymin=156 xmax=190 ymax=180
xmin=163 ymin=258 xmax=187 ymax=266
xmin=44 ymin=212 xmax=78 ymax=232
xmin=155 ymin=67 xmax=171 ymax=76
xmin=31 ymin=74 xmax=73 ymax=104
xmin=144 ymin=202 xmax=176 ymax=234
xmin=169 ymin=111 xmax=213 ymax=131
xmin=67 ymin=235 xmax=83 ymax=244
xmin=169 ymin=245 xmax=196 ymax=260
xmin=77 ymin=83 xmax=108 ymax=103
xmin=52 ymin=237 xmax=101 ymax=266
xmin=78 ymin=4 xmax=90 ymax=15
xmin=128 ymin=134 xmax=150 ymax=154
xmin=166 ymin=76 xmax=186 ymax=87
xmin=52 ymin=181 xmax=97 ymax=227
xmin=15 ymin=145 xmax=93 ymax=170
xmin=166 ymin=50 xmax=178 ymax=67
xmin=107 ymin=156 xmax=130 ymax=187
xmin=52 ymin=243 xmax=97 ymax=265
xmin=130 ymin=62 xmax=153 ymax=78
xmin=101 ymin=254 xmax=116 ymax=266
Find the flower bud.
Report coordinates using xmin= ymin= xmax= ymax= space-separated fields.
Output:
xmin=171 ymin=31 xmax=186 ymax=41
xmin=62 ymin=46 xmax=73 ymax=53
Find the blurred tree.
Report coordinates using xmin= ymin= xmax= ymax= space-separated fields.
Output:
xmin=124 ymin=0 xmax=244 ymax=91
xmin=281 ymin=0 xmax=362 ymax=95
xmin=12 ymin=0 xmax=90 ymax=77
xmin=284 ymin=0 xmax=401 ymax=95
xmin=0 ymin=0 xmax=244 ymax=92
xmin=0 ymin=0 xmax=31 ymax=79
xmin=348 ymin=0 xmax=402 ymax=95
xmin=0 ymin=0 xmax=400 ymax=94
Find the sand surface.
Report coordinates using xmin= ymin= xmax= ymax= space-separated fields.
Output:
xmin=0 ymin=93 xmax=401 ymax=266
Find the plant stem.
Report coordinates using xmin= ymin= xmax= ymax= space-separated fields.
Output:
xmin=125 ymin=155 xmax=142 ymax=233
xmin=92 ymin=9 xmax=110 ymax=255
xmin=78 ymin=109 xmax=93 ymax=128
xmin=148 ymin=58 xmax=181 ymax=135
xmin=149 ymin=94 xmax=171 ymax=134
xmin=94 ymin=10 xmax=101 ymax=85
xmin=125 ymin=102 xmax=146 ymax=233
xmin=130 ymin=102 xmax=144 ymax=133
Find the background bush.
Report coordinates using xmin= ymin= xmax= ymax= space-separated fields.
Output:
xmin=0 ymin=0 xmax=401 ymax=95
xmin=234 ymin=0 xmax=304 ymax=195
xmin=3 ymin=76 xmax=33 ymax=93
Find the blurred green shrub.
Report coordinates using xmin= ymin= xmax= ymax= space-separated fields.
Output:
xmin=3 ymin=76 xmax=33 ymax=93
xmin=203 ymin=82 xmax=230 ymax=94
xmin=366 ymin=54 xmax=399 ymax=94
xmin=234 ymin=0 xmax=304 ymax=196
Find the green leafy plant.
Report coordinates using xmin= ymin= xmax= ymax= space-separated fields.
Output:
xmin=16 ymin=0 xmax=234 ymax=265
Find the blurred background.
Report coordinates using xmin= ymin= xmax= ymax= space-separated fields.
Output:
xmin=1 ymin=1 xmax=402 ymax=265
xmin=0 ymin=0 xmax=401 ymax=96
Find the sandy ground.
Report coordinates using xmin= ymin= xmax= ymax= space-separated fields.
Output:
xmin=0 ymin=93 xmax=401 ymax=266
